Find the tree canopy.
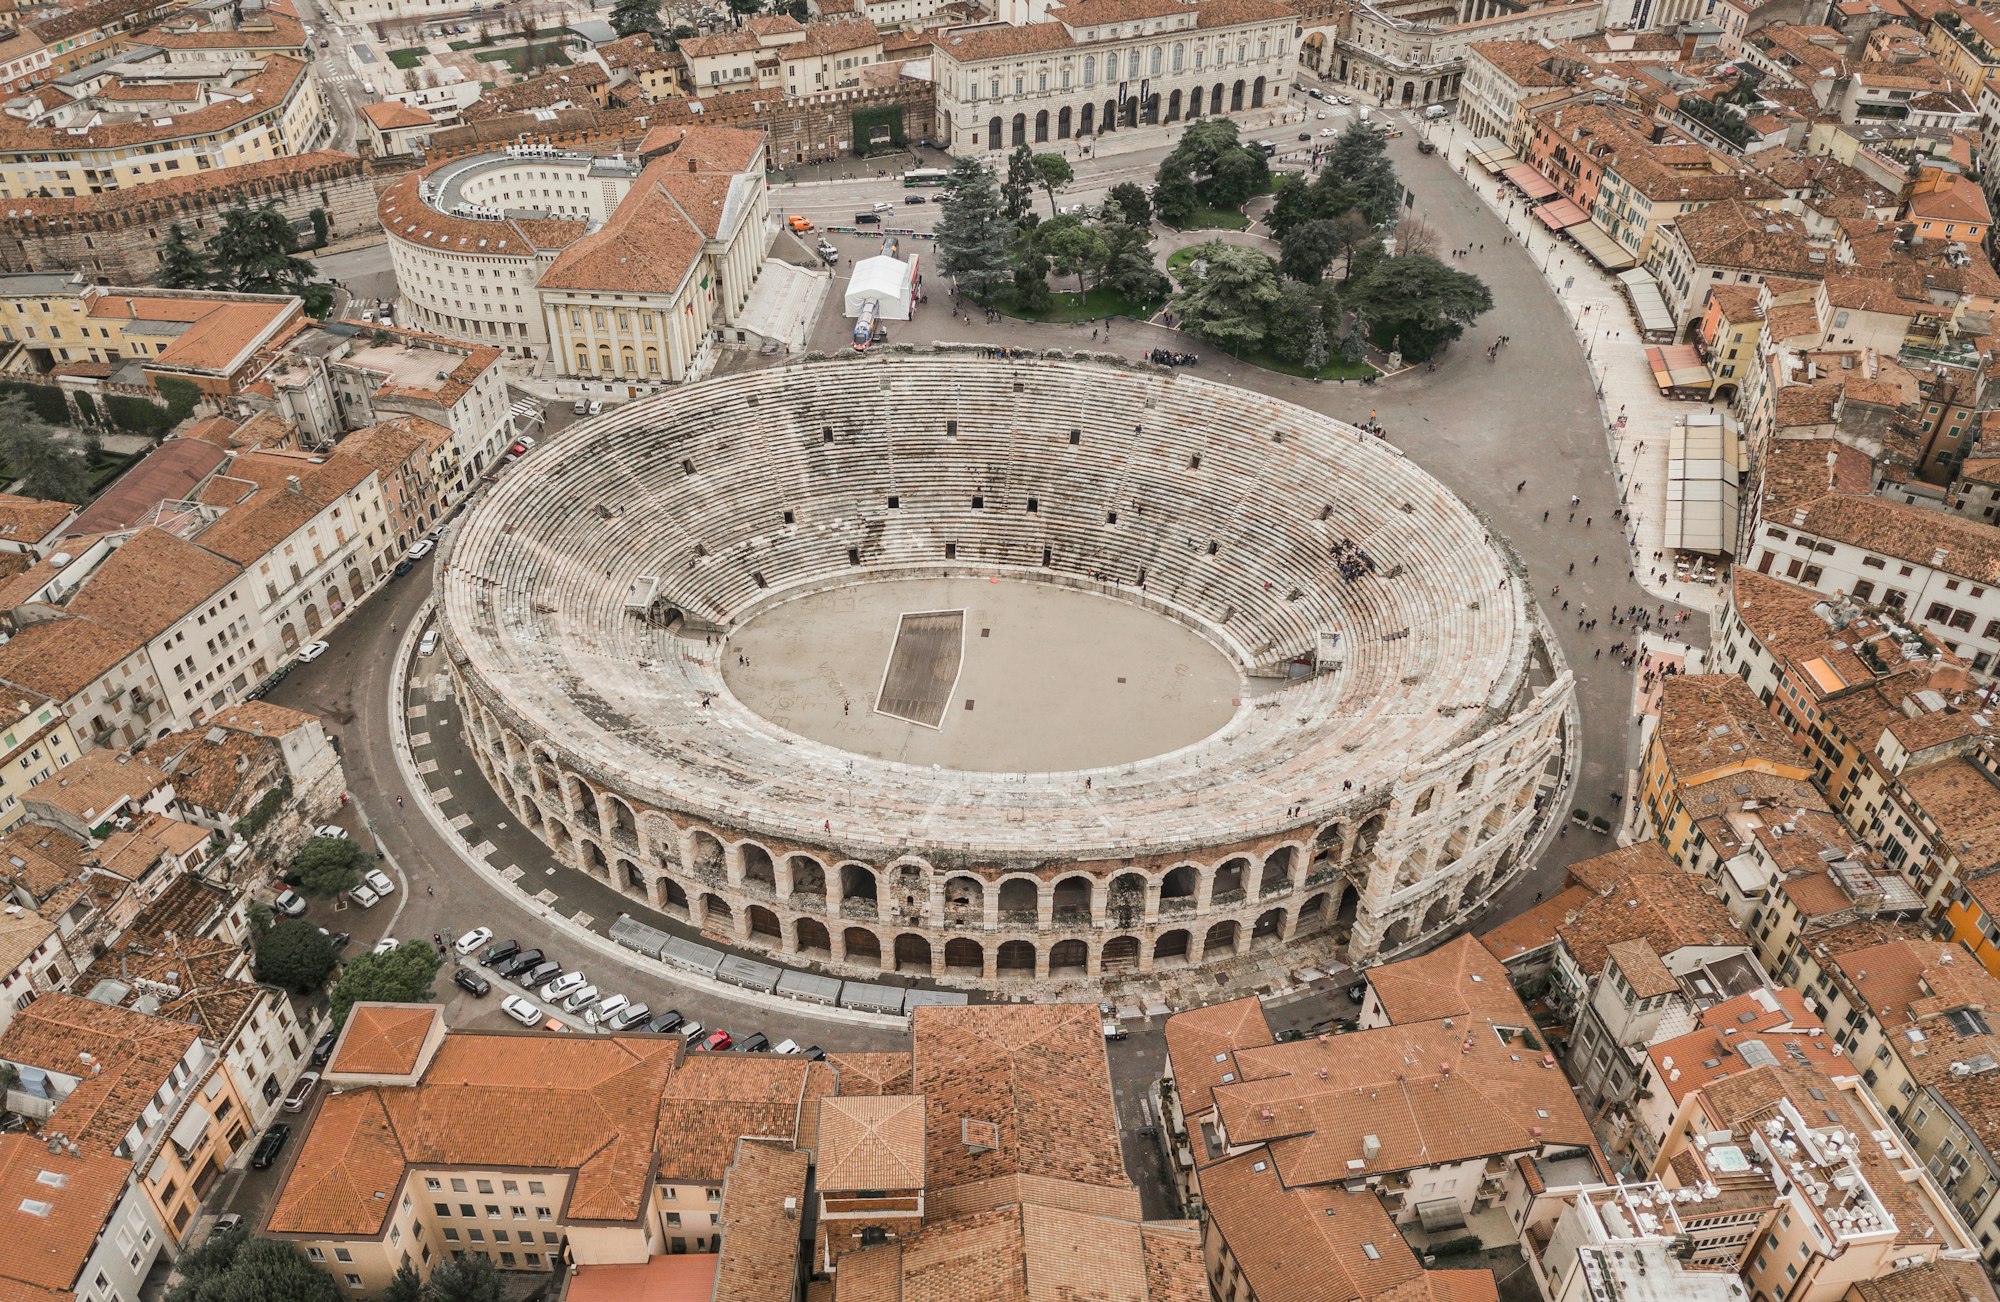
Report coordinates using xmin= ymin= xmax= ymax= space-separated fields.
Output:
xmin=292 ymin=836 xmax=367 ymax=898
xmin=253 ymin=919 xmax=339 ymax=994
xmin=609 ymin=0 xmax=663 ymax=35
xmin=1168 ymin=242 xmax=1282 ymax=352
xmin=0 ymin=394 xmax=91 ymax=503
xmin=1105 ymin=181 xmax=1152 ymax=228
xmin=1032 ymin=215 xmax=1106 ymax=296
xmin=166 ymin=1232 xmax=340 ymax=1302
xmin=1268 ymin=124 xmax=1402 ymax=238
xmin=1029 ymin=152 xmax=1073 ymax=221
xmin=935 ymin=158 xmax=1015 ymax=299
xmin=155 ymin=223 xmax=213 ymax=290
xmin=1340 ymin=253 xmax=1494 ymax=361
xmin=1151 ymin=119 xmax=1267 ymax=226
xmin=209 ymin=205 xmax=320 ymax=297
xmin=330 ymin=941 xmax=442 ymax=1028
xmin=424 ymin=1254 xmax=503 ymax=1302
xmin=1002 ymin=144 xmax=1035 ymax=224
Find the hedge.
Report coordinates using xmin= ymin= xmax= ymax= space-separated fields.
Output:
xmin=0 ymin=382 xmax=68 ymax=425
xmin=851 ymin=104 xmax=904 ymax=155
xmin=105 ymin=376 xmax=202 ymax=436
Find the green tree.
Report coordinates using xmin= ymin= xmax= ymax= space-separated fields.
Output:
xmin=1169 ymin=242 xmax=1281 ymax=353
xmin=292 ymin=836 xmax=367 ymax=898
xmin=1339 ymin=310 xmax=1371 ymax=363
xmin=1266 ymin=279 xmax=1321 ymax=365
xmin=1011 ymin=249 xmax=1053 ymax=314
xmin=1028 ymin=151 xmax=1073 ymax=221
xmin=1104 ymin=181 xmax=1152 ymax=229
xmin=253 ymin=919 xmax=339 ymax=994
xmin=609 ymin=0 xmax=663 ymax=35
xmin=1034 ymin=215 xmax=1106 ymax=297
xmin=329 ymin=940 xmax=442 ymax=1028
xmin=1152 ymin=165 xmax=1198 ymax=227
xmin=1268 ymin=125 xmax=1403 ymax=238
xmin=382 ymin=1264 xmax=424 ymax=1302
xmin=1278 ymin=218 xmax=1344 ymax=283
xmin=1341 ymin=253 xmax=1494 ymax=361
xmin=424 ymin=1254 xmax=502 ymax=1302
xmin=0 ymin=394 xmax=90 ymax=503
xmin=1202 ymin=145 xmax=1267 ymax=209
xmin=1095 ymin=219 xmax=1168 ymax=305
xmin=1002 ymin=144 xmax=1035 ymax=224
xmin=934 ymin=157 xmax=1015 ymax=299
xmin=207 ymin=204 xmax=319 ymax=297
xmin=166 ymin=1234 xmax=339 ymax=1302
xmin=155 ymin=223 xmax=213 ymax=289
xmin=1306 ymin=310 xmax=1329 ymax=371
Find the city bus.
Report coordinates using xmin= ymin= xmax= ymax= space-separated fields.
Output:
xmin=902 ymin=167 xmax=952 ymax=188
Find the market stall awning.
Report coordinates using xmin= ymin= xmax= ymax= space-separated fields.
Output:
xmin=1644 ymin=344 xmax=1714 ymax=396
xmin=1501 ymin=163 xmax=1558 ymax=201
xmin=1664 ymin=411 xmax=1742 ymax=557
xmin=1535 ymin=197 xmax=1590 ymax=230
xmin=1616 ymin=268 xmax=1676 ymax=339
xmin=1567 ymin=220 xmax=1637 ymax=271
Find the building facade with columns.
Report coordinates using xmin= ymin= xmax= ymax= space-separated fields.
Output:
xmin=1312 ymin=0 xmax=1603 ymax=109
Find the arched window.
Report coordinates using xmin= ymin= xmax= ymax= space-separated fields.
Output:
xmin=620 ymin=347 xmax=636 ymax=373
xmin=1149 ymin=45 xmax=1161 ymax=75
xmin=1172 ymin=42 xmax=1184 ymax=71
xmin=1083 ymin=55 xmax=1095 ymax=85
xmin=646 ymin=349 xmax=660 ymax=375
xmin=596 ymin=345 xmax=612 ymax=371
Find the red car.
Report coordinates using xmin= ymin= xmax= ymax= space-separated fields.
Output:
xmin=699 ymin=1029 xmax=733 ymax=1052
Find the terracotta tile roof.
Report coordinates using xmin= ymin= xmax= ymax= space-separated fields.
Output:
xmin=328 ymin=1006 xmax=441 ymax=1077
xmin=0 ymin=496 xmax=70 ymax=548
xmin=1367 ymin=934 xmax=1524 ymax=1025
xmin=1909 ymin=170 xmax=1991 ymax=226
xmin=82 ymin=925 xmax=254 ymax=1046
xmin=1757 ymin=438 xmax=1875 ymax=523
xmin=1202 ymin=1150 xmax=1437 ymax=1302
xmin=337 ymin=416 xmax=450 ymax=474
xmin=1832 ymin=939 xmax=1967 ymax=1033
xmin=147 ymin=725 xmax=279 ymax=819
xmin=1163 ymin=997 xmax=1272 ymax=1119
xmin=0 ymin=56 xmax=312 ymax=152
xmin=933 ymin=21 xmax=1075 ymax=62
xmin=538 ymin=162 xmax=717 ymax=295
xmin=1671 ymin=199 xmax=1825 ymax=276
xmin=712 ymin=1140 xmax=811 ymax=1302
xmin=792 ymin=17 xmax=880 ymax=54
xmin=655 ymin=1054 xmax=833 ymax=1183
xmin=190 ymin=453 xmax=371 ymax=566
xmin=362 ymin=99 xmax=432 ymax=130
xmin=0 ymin=907 xmax=50 ymax=984
xmin=1655 ymin=674 xmax=1810 ymax=785
xmin=912 ymin=1003 xmax=1128 ymax=1197
xmin=23 ymin=748 xmax=166 ymax=825
xmin=2 ymin=992 xmax=202 ymax=1154
xmin=270 ymin=1031 xmax=683 ymax=1236
xmin=1847 ymin=1257 xmax=2000 ymax=1302
xmin=828 ymin=1050 xmax=912 ymax=1094
xmin=1901 ymin=757 xmax=2000 ymax=869
xmin=63 ymin=529 xmax=240 ymax=644
xmin=1552 ymin=871 xmax=1742 ymax=978
xmin=464 ymin=63 xmax=609 ymax=120
xmin=818 ymin=1095 xmax=925 ymax=1191
xmin=1566 ymin=841 xmax=1678 ymax=893
xmin=65 ymin=438 xmax=226 ymax=539
xmin=1645 ymin=987 xmax=1843 ymax=1105
xmin=678 ymin=27 xmax=759 ymax=55
xmin=0 ymin=824 xmax=89 ymax=902
xmin=0 ymin=1132 xmax=131 ymax=1298
xmin=1469 ymin=38 xmax=1571 ymax=89
xmin=1481 ymin=883 xmax=1595 ymax=962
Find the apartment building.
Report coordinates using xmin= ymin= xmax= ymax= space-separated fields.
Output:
xmin=0 ymin=1131 xmax=166 ymax=1302
xmin=0 ymin=693 xmax=81 ymax=832
xmin=1457 ymin=38 xmax=1579 ymax=152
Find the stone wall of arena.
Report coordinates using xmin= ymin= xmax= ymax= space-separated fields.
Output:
xmin=446 ymin=630 xmax=1565 ymax=988
xmin=0 ymin=153 xmax=382 ymax=283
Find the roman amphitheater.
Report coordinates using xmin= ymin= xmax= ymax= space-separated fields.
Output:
xmin=437 ymin=351 xmax=1573 ymax=988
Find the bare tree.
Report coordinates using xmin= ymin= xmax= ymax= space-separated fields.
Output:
xmin=1392 ymin=212 xmax=1442 ymax=260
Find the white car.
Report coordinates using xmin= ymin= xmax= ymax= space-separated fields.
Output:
xmin=585 ymin=994 xmax=629 ymax=1027
xmin=677 ymin=1020 xmax=704 ymax=1041
xmin=501 ymin=995 xmax=541 ymax=1027
xmin=407 ymin=539 xmax=435 ymax=561
xmin=314 ymin=825 xmax=349 ymax=841
xmin=298 ymin=640 xmax=331 ymax=662
xmin=348 ymin=884 xmax=380 ymax=909
xmin=1319 ymin=128 xmax=1339 ymax=136
xmin=364 ymin=868 xmax=394 ymax=896
xmin=560 ymin=983 xmax=600 ymax=1012
xmin=455 ymin=927 xmax=492 ymax=955
xmin=372 ymin=937 xmax=399 ymax=955
xmin=772 ymin=1038 xmax=801 ymax=1055
xmin=543 ymin=971 xmax=588 ymax=1001
xmin=419 ymin=630 xmax=439 ymax=656
xmin=275 ymin=889 xmax=307 ymax=917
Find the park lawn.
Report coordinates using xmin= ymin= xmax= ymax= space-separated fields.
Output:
xmin=1170 ymin=205 xmax=1250 ymax=231
xmin=474 ymin=43 xmax=570 ymax=73
xmin=993 ymin=284 xmax=1162 ymax=324
xmin=1233 ymin=344 xmax=1377 ymax=381
xmin=387 ymin=46 xmax=426 ymax=68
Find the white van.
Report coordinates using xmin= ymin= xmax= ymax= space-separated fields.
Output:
xmin=1424 ymin=104 xmax=1448 ymax=119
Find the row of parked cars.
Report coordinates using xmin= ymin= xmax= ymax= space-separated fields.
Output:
xmin=462 ymin=931 xmax=821 ymax=1056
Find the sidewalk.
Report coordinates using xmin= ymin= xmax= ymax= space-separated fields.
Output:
xmin=1435 ymin=118 xmax=1728 ymax=624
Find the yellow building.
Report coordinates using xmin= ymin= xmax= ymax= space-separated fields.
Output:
xmin=1928 ymin=9 xmax=2000 ymax=101
xmin=0 ymin=693 xmax=80 ymax=833
xmin=1640 ymin=674 xmax=1815 ymax=875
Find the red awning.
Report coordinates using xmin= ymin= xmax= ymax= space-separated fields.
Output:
xmin=1502 ymin=164 xmax=1558 ymax=201
xmin=1535 ymin=197 xmax=1590 ymax=230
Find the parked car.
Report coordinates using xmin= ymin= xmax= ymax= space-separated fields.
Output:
xmin=647 ymin=1009 xmax=685 ymax=1035
xmin=309 ymin=1030 xmax=339 ymax=1067
xmin=210 ymin=1213 xmax=245 ymax=1241
xmin=608 ymin=1003 xmax=650 ymax=1031
xmin=282 ymin=1071 xmax=320 ymax=1113
xmin=698 ymin=1028 xmax=733 ymax=1052
xmin=543 ymin=971 xmax=587 ymax=1001
xmin=480 ymin=939 xmax=521 ymax=968
xmin=456 ymin=927 xmax=492 ymax=955
xmin=816 ymin=242 xmax=839 ymax=265
xmin=677 ymin=1020 xmax=704 ymax=1042
xmin=364 ymin=869 xmax=395 ymax=896
xmin=314 ymin=824 xmax=349 ymax=840
xmin=585 ymin=994 xmax=629 ymax=1027
xmin=453 ymin=968 xmax=491 ymax=997
xmin=1298 ymin=132 xmax=1312 ymax=140
xmin=521 ymin=960 xmax=562 ymax=988
xmin=499 ymin=948 xmax=544 ymax=977
xmin=394 ymin=560 xmax=415 ymax=578
xmin=298 ymin=640 xmax=331 ymax=662
xmin=559 ymin=984 xmax=599 ymax=1013
xmin=1307 ymin=87 xmax=1324 ymax=99
xmin=854 ymin=211 xmax=881 ymax=225
xmin=251 ymin=1124 xmax=291 ymax=1169
xmin=587 ymin=400 xmax=603 ymax=416
xmin=734 ymin=1032 xmax=770 ymax=1053
xmin=274 ymin=889 xmax=307 ymax=917
xmin=372 ymin=937 xmax=399 ymax=955
xmin=501 ymin=995 xmax=541 ymax=1026
xmin=419 ymin=629 xmax=439 ymax=656
xmin=871 ymin=201 xmax=893 ymax=212
xmin=348 ymin=884 xmax=380 ymax=909
xmin=572 ymin=397 xmax=589 ymax=415
xmin=318 ymin=928 xmax=350 ymax=951
xmin=408 ymin=539 xmax=435 ymax=561
xmin=772 ymin=1039 xmax=800 ymax=1055
xmin=799 ymin=1045 xmax=827 ymax=1061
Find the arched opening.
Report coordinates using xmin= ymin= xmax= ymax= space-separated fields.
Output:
xmin=1422 ymin=896 xmax=1451 ymax=930
xmin=1102 ymin=97 xmax=1117 ymax=131
xmin=1251 ymin=75 xmax=1265 ymax=108
xmin=894 ymin=932 xmax=932 ymax=973
xmin=1058 ymin=106 xmax=1072 ymax=138
xmin=841 ymin=864 xmax=878 ymax=906
xmin=1482 ymin=805 xmax=1508 ymax=840
xmin=1102 ymin=935 xmax=1140 ymax=971
xmin=943 ymin=874 xmax=985 ymax=922
xmin=584 ymin=839 xmax=608 ymax=877
xmin=1259 ymin=847 xmax=1295 ymax=899
xmin=1159 ymin=865 xmax=1197 ymax=909
xmin=663 ymin=878 xmax=689 ymax=919
xmin=1189 ymin=84 xmax=1204 ymax=117
xmin=1106 ymin=873 xmax=1148 ymax=929
xmin=1383 ymin=916 xmax=1412 ymax=948
xmin=1153 ymin=929 xmax=1191 ymax=966
xmin=987 ymin=116 xmax=1002 ymax=150
xmin=702 ymin=893 xmax=732 ymax=924
xmin=1211 ymin=82 xmax=1225 ymax=115
xmin=789 ymin=855 xmax=827 ymax=903
xmin=1034 ymin=109 xmax=1049 ymax=142
xmin=1080 ymin=102 xmax=1095 ymax=134
xmin=1051 ymin=875 xmax=1093 ymax=923
xmin=1049 ymin=938 xmax=1088 ymax=973
xmin=1143 ymin=92 xmax=1159 ymax=123
xmin=688 ymin=829 xmax=725 ymax=879
xmin=997 ymin=939 xmax=1036 ymax=975
xmin=1230 ymin=79 xmax=1245 ymax=111
xmin=303 ymin=605 xmax=324 ymax=633
xmin=547 ymin=820 xmax=572 ymax=857
xmin=324 ymin=586 xmax=345 ymax=617
xmin=621 ymin=860 xmax=645 ymax=893
xmin=347 ymin=569 xmax=365 ymax=600
xmin=1120 ymin=96 xmax=1138 ymax=127
xmin=1011 ymin=113 xmax=1027 ymax=146
xmin=1459 ymin=875 xmax=1486 ymax=908
xmin=1167 ymin=88 xmax=1182 ymax=121
xmin=606 ymin=796 xmax=637 ymax=841
xmin=1205 ymin=920 xmax=1240 ymax=956
xmin=998 ymin=877 xmax=1038 ymax=918
xmin=844 ymin=928 xmax=881 ymax=967
xmin=279 ymin=622 xmax=299 ymax=651
xmin=1401 ymin=82 xmax=1415 ymax=107
xmin=1252 ymin=907 xmax=1285 ymax=946
xmin=1355 ymin=814 xmax=1385 ymax=858
xmin=748 ymin=905 xmax=782 ymax=942
xmin=796 ymin=917 xmax=831 ymax=956
xmin=1296 ymin=892 xmax=1329 ymax=933
xmin=944 ymin=937 xmax=983 ymax=973
xmin=741 ymin=843 xmax=776 ymax=893
xmin=1211 ymin=858 xmax=1248 ymax=902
